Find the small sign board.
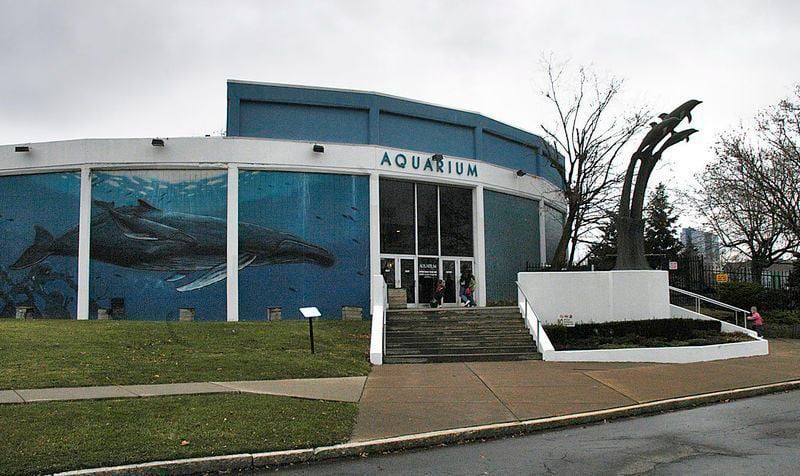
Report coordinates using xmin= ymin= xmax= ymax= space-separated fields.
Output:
xmin=715 ymin=273 xmax=730 ymax=284
xmin=557 ymin=314 xmax=575 ymax=327
xmin=299 ymin=307 xmax=321 ymax=318
xmin=669 ymin=261 xmax=678 ymax=270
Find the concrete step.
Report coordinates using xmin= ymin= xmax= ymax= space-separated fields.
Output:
xmin=387 ymin=306 xmax=519 ymax=314
xmin=387 ymin=312 xmax=522 ymax=320
xmin=387 ymin=335 xmax=534 ymax=345
xmin=386 ymin=327 xmax=528 ymax=337
xmin=386 ymin=313 xmax=522 ymax=322
xmin=386 ymin=325 xmax=526 ymax=335
xmin=386 ymin=320 xmax=527 ymax=328
xmin=384 ymin=352 xmax=542 ymax=364
xmin=386 ymin=346 xmax=538 ymax=355
xmin=383 ymin=306 xmax=537 ymax=364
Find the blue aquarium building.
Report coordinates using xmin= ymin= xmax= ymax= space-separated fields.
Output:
xmin=0 ymin=81 xmax=565 ymax=321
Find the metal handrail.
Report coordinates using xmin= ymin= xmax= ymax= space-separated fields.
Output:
xmin=382 ymin=280 xmax=388 ymax=357
xmin=669 ymin=285 xmax=751 ymax=328
xmin=516 ymin=281 xmax=542 ymax=351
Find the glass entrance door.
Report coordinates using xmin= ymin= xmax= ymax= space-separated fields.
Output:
xmin=417 ymin=257 xmax=439 ymax=306
xmin=441 ymin=259 xmax=457 ymax=304
xmin=382 ymin=256 xmax=417 ymax=305
xmin=440 ymin=258 xmax=473 ymax=306
xmin=400 ymin=258 xmax=416 ymax=304
xmin=381 ymin=258 xmax=396 ymax=289
xmin=459 ymin=259 xmax=474 ymax=304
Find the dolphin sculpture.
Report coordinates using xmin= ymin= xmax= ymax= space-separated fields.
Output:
xmin=656 ymin=128 xmax=698 ymax=154
xmin=11 ymin=199 xmax=335 ymax=292
xmin=636 ymin=116 xmax=681 ymax=155
xmin=657 ymin=99 xmax=703 ymax=123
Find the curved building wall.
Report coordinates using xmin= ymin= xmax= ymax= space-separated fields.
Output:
xmin=0 ymin=134 xmax=566 ymax=320
xmin=227 ymin=81 xmax=565 ymax=189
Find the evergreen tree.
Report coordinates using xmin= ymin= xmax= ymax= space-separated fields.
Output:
xmin=644 ymin=183 xmax=684 ymax=261
xmin=587 ymin=215 xmax=617 ymax=269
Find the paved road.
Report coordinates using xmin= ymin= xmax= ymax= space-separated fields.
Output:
xmin=267 ymin=391 xmax=800 ymax=475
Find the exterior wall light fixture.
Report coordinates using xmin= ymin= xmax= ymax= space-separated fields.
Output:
xmin=516 ymin=169 xmax=527 ymax=177
xmin=15 ymin=145 xmax=30 ymax=153
xmin=313 ymin=144 xmax=325 ymax=153
xmin=151 ymin=138 xmax=165 ymax=147
xmin=431 ymin=153 xmax=444 ymax=162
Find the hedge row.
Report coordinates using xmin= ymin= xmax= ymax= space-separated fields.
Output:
xmin=544 ymin=318 xmax=720 ymax=342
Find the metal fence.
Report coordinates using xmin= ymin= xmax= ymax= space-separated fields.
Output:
xmin=667 ymin=256 xmax=791 ymax=292
xmin=525 ymin=257 xmax=792 ymax=292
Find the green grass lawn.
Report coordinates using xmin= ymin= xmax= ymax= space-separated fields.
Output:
xmin=0 ymin=393 xmax=357 ymax=475
xmin=0 ymin=320 xmax=371 ymax=389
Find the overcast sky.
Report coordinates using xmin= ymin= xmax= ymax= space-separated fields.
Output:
xmin=2 ymin=0 xmax=799 ymax=225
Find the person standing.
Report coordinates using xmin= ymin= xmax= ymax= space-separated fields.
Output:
xmin=433 ymin=279 xmax=445 ymax=307
xmin=747 ymin=306 xmax=764 ymax=337
xmin=459 ymin=271 xmax=470 ymax=306
xmin=466 ymin=273 xmax=477 ymax=307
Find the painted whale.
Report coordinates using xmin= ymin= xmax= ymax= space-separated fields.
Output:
xmin=11 ymin=199 xmax=335 ymax=292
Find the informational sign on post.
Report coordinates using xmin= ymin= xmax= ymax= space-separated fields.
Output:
xmin=557 ymin=314 xmax=575 ymax=327
xmin=300 ymin=307 xmax=321 ymax=354
xmin=715 ymin=273 xmax=730 ymax=283
xmin=669 ymin=261 xmax=678 ymax=270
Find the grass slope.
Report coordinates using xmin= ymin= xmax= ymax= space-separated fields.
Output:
xmin=0 ymin=320 xmax=370 ymax=389
xmin=0 ymin=393 xmax=357 ymax=475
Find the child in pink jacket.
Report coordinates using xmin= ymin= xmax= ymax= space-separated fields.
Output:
xmin=748 ymin=306 xmax=764 ymax=337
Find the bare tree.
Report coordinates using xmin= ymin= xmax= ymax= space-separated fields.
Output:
xmin=538 ymin=59 xmax=649 ymax=268
xmin=751 ymin=86 xmax=800 ymax=243
xmin=694 ymin=137 xmax=794 ymax=282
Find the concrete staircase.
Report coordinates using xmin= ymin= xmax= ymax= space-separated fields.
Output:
xmin=384 ymin=306 xmax=541 ymax=364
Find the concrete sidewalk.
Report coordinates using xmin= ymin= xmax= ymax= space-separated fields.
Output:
xmin=353 ymin=339 xmax=800 ymax=440
xmin=0 ymin=376 xmax=366 ymax=404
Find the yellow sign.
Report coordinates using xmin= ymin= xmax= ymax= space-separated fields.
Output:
xmin=715 ymin=273 xmax=730 ymax=283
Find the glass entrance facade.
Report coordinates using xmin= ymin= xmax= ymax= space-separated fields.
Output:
xmin=379 ymin=178 xmax=474 ymax=306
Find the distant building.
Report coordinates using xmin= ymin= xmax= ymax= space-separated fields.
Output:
xmin=680 ymin=227 xmax=720 ymax=264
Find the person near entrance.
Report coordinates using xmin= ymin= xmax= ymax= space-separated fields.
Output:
xmin=432 ymin=279 xmax=445 ymax=307
xmin=460 ymin=271 xmax=477 ymax=307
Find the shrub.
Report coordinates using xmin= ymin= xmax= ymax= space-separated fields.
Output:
xmin=544 ymin=319 xmax=752 ymax=350
xmin=544 ymin=318 xmax=720 ymax=343
xmin=716 ymin=281 xmax=764 ymax=311
xmin=763 ymin=310 xmax=800 ymax=325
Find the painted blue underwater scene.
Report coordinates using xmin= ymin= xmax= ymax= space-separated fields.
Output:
xmin=89 ymin=170 xmax=228 ymax=320
xmin=0 ymin=172 xmax=80 ymax=318
xmin=238 ymin=171 xmax=370 ymax=320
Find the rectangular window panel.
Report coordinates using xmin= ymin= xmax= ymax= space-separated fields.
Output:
xmin=89 ymin=170 xmax=228 ymax=321
xmin=0 ymin=172 xmax=80 ymax=319
xmin=416 ymin=183 xmax=439 ymax=255
xmin=417 ymin=257 xmax=439 ymax=305
xmin=238 ymin=171 xmax=369 ymax=320
xmin=379 ymin=179 xmax=415 ymax=254
xmin=483 ymin=190 xmax=540 ymax=303
xmin=545 ymin=205 xmax=565 ymax=265
xmin=439 ymin=185 xmax=473 ymax=257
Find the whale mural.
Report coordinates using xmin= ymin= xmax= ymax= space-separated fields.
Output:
xmin=12 ymin=199 xmax=335 ymax=292
xmin=2 ymin=169 xmax=368 ymax=321
xmin=88 ymin=169 xmax=229 ymax=320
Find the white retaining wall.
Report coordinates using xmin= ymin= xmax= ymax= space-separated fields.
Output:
xmin=517 ymin=270 xmax=670 ymax=324
xmin=518 ymin=270 xmax=769 ymax=363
